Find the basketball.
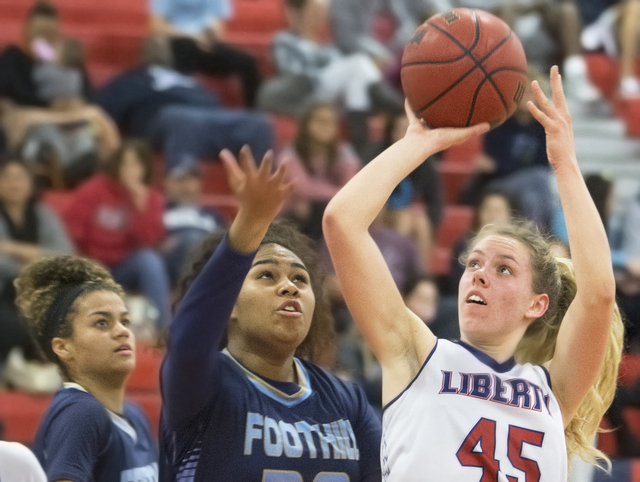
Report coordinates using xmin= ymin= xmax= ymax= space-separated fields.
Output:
xmin=401 ymin=8 xmax=528 ymax=129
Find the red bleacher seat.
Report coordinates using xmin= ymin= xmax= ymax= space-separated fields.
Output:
xmin=126 ymin=343 xmax=163 ymax=393
xmin=619 ymin=354 xmax=640 ymax=387
xmin=430 ymin=206 xmax=473 ymax=275
xmin=0 ymin=391 xmax=52 ymax=444
xmin=442 ymin=135 xmax=483 ymax=165
xmin=437 ymin=161 xmax=475 ymax=205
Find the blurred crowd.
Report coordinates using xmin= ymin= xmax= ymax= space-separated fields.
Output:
xmin=1 ymin=0 xmax=640 ymax=464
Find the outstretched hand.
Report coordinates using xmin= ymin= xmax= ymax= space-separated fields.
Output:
xmin=527 ymin=65 xmax=576 ymax=170
xmin=221 ymin=146 xmax=294 ymax=222
xmin=402 ymin=100 xmax=490 ymax=154
xmin=220 ymin=146 xmax=294 ymax=251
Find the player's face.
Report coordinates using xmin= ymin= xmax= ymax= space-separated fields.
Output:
xmin=458 ymin=235 xmax=548 ymax=346
xmin=230 ymin=244 xmax=315 ymax=355
xmin=55 ymin=290 xmax=135 ymax=382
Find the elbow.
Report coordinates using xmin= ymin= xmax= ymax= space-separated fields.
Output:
xmin=322 ymin=202 xmax=348 ymax=242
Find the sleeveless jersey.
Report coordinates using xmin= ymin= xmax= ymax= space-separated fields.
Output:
xmin=381 ymin=339 xmax=567 ymax=482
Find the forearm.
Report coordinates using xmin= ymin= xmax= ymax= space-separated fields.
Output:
xmin=556 ymin=162 xmax=615 ymax=300
xmin=163 ymin=236 xmax=256 ymax=427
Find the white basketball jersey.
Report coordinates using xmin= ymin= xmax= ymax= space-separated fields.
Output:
xmin=381 ymin=339 xmax=567 ymax=482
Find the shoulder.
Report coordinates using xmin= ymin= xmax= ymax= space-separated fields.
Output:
xmin=34 ymin=203 xmax=62 ymax=222
xmin=44 ymin=389 xmax=111 ymax=433
xmin=0 ymin=442 xmax=46 ymax=482
xmin=301 ymin=360 xmax=369 ymax=408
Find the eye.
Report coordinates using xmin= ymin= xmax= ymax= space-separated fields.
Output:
xmin=257 ymin=270 xmax=274 ymax=280
xmin=467 ymin=259 xmax=480 ymax=269
xmin=293 ymin=274 xmax=309 ymax=284
xmin=121 ymin=318 xmax=131 ymax=327
xmin=499 ymin=266 xmax=513 ymax=275
xmin=95 ymin=319 xmax=108 ymax=328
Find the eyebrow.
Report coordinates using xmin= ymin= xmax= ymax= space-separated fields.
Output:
xmin=90 ymin=310 xmax=130 ymax=317
xmin=252 ymin=258 xmax=309 ymax=272
xmin=470 ymin=250 xmax=519 ymax=265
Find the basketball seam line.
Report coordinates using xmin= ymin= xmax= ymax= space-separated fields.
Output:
xmin=400 ymin=7 xmax=480 ymax=68
xmin=415 ymin=13 xmax=516 ymax=124
xmin=420 ymin=12 xmax=511 ymax=121
xmin=415 ymin=30 xmax=513 ymax=119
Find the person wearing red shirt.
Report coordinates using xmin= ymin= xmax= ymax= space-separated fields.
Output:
xmin=63 ymin=140 xmax=171 ymax=327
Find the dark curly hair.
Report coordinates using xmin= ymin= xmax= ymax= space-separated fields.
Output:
xmin=14 ymin=256 xmax=124 ymax=377
xmin=174 ymin=221 xmax=335 ymax=363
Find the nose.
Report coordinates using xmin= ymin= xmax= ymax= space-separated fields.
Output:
xmin=113 ymin=320 xmax=131 ymax=339
xmin=472 ymin=267 xmax=488 ymax=286
xmin=278 ymin=278 xmax=299 ymax=297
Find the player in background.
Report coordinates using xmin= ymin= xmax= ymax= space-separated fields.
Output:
xmin=160 ymin=147 xmax=381 ymax=481
xmin=323 ymin=66 xmax=623 ymax=481
xmin=14 ymin=256 xmax=158 ymax=482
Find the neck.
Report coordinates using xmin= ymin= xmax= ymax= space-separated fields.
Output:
xmin=459 ymin=333 xmax=521 ymax=364
xmin=227 ymin=341 xmax=297 ymax=383
xmin=3 ymin=202 xmax=26 ymax=224
xmin=70 ymin=372 xmax=127 ymax=413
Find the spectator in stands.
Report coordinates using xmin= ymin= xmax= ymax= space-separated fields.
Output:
xmin=98 ymin=36 xmax=273 ymax=176
xmin=579 ymin=0 xmax=640 ymax=97
xmin=0 ymin=2 xmax=91 ymax=107
xmin=3 ymin=41 xmax=120 ymax=188
xmin=453 ymin=0 xmax=601 ymax=102
xmin=149 ymin=0 xmax=261 ymax=107
xmin=460 ymin=67 xmax=553 ymax=230
xmin=62 ymin=140 xmax=172 ymax=328
xmin=371 ymin=111 xmax=444 ymax=267
xmin=0 ymin=157 xmax=73 ymax=392
xmin=276 ymin=102 xmax=360 ymax=240
xmin=272 ymin=0 xmax=403 ymax=153
xmin=161 ymin=166 xmax=226 ymax=285
xmin=403 ymin=273 xmax=460 ymax=340
xmin=449 ymin=189 xmax=518 ymax=293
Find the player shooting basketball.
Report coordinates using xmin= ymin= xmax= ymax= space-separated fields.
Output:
xmin=323 ymin=66 xmax=623 ymax=480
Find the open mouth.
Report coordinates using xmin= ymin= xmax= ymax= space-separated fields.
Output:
xmin=466 ymin=295 xmax=487 ymax=305
xmin=115 ymin=344 xmax=133 ymax=354
xmin=277 ymin=300 xmax=302 ymax=314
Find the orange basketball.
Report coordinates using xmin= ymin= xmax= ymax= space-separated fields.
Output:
xmin=401 ymin=8 xmax=528 ymax=129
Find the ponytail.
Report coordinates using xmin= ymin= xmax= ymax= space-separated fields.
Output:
xmin=516 ymin=258 xmax=624 ymax=469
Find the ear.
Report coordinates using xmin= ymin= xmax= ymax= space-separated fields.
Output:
xmin=51 ymin=337 xmax=73 ymax=363
xmin=525 ymin=293 xmax=549 ymax=321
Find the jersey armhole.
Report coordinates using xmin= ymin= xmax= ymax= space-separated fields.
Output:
xmin=539 ymin=364 xmax=552 ymax=389
xmin=382 ymin=338 xmax=439 ymax=414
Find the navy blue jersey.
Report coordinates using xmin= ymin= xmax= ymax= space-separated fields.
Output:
xmin=161 ymin=237 xmax=381 ymax=481
xmin=33 ymin=387 xmax=158 ymax=482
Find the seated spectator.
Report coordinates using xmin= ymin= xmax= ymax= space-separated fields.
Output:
xmin=0 ymin=2 xmax=91 ymax=107
xmin=459 ymin=67 xmax=553 ymax=230
xmin=402 ymin=273 xmax=460 ymax=340
xmin=161 ymin=166 xmax=226 ymax=284
xmin=4 ymin=40 xmax=120 ymax=188
xmin=578 ymin=0 xmax=640 ymax=96
xmin=62 ymin=140 xmax=171 ymax=328
xmin=453 ymin=0 xmax=601 ymax=102
xmin=372 ymin=111 xmax=444 ymax=267
xmin=0 ymin=157 xmax=73 ymax=391
xmin=149 ymin=0 xmax=260 ymax=107
xmin=98 ymin=36 xmax=273 ymax=176
xmin=449 ymin=189 xmax=518 ymax=293
xmin=276 ymin=102 xmax=360 ymax=240
xmin=271 ymin=0 xmax=403 ymax=152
